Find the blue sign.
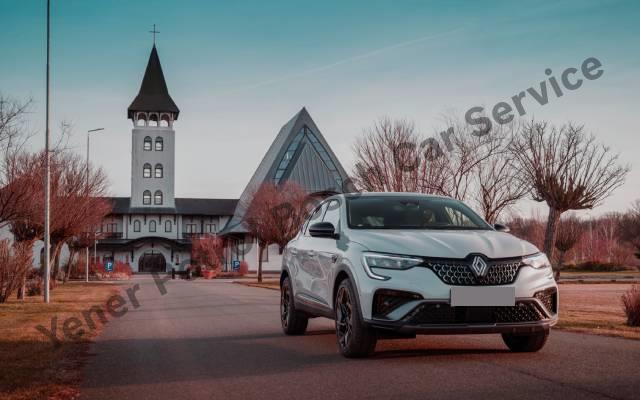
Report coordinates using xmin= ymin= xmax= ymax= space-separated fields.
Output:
xmin=105 ymin=261 xmax=114 ymax=272
xmin=232 ymin=260 xmax=240 ymax=271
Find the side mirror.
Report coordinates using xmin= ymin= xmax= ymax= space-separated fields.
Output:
xmin=494 ymin=223 xmax=510 ymax=233
xmin=309 ymin=222 xmax=339 ymax=239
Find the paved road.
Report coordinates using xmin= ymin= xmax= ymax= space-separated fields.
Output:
xmin=81 ymin=276 xmax=639 ymax=400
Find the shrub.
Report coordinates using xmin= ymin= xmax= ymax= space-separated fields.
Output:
xmin=239 ymin=260 xmax=249 ymax=275
xmin=621 ymin=285 xmax=640 ymax=326
xmin=0 ymin=240 xmax=33 ymax=303
xmin=564 ymin=261 xmax=628 ymax=272
xmin=191 ymin=235 xmax=224 ymax=270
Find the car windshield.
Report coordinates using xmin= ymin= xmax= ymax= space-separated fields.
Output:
xmin=346 ymin=195 xmax=492 ymax=230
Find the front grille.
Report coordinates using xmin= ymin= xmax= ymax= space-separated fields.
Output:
xmin=426 ymin=258 xmax=521 ymax=286
xmin=534 ymin=287 xmax=558 ymax=315
xmin=405 ymin=301 xmax=544 ymax=325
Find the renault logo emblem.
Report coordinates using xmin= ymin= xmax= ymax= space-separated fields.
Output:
xmin=470 ymin=256 xmax=489 ymax=278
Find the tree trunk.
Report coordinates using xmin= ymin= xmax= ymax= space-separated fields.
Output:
xmin=557 ymin=251 xmax=566 ymax=270
xmin=17 ymin=277 xmax=26 ymax=300
xmin=543 ymin=207 xmax=562 ymax=271
xmin=257 ymin=244 xmax=264 ymax=283
xmin=51 ymin=242 xmax=63 ymax=288
xmin=64 ymin=248 xmax=76 ymax=283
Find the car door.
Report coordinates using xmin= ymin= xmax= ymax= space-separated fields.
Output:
xmin=293 ymin=202 xmax=327 ymax=304
xmin=311 ymin=199 xmax=342 ymax=307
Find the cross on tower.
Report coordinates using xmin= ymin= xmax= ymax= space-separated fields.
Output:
xmin=149 ymin=24 xmax=160 ymax=45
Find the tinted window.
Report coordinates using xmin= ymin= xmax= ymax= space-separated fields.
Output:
xmin=322 ymin=200 xmax=340 ymax=230
xmin=346 ymin=196 xmax=490 ymax=230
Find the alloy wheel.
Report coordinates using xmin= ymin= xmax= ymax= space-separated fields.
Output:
xmin=281 ymin=283 xmax=290 ymax=329
xmin=336 ymin=286 xmax=353 ymax=349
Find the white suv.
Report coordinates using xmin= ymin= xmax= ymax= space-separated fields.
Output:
xmin=280 ymin=193 xmax=558 ymax=358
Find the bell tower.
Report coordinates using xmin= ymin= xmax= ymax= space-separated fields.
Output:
xmin=127 ymin=44 xmax=179 ymax=209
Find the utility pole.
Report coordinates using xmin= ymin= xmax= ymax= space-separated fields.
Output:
xmin=86 ymin=128 xmax=104 ymax=282
xmin=43 ymin=0 xmax=51 ymax=303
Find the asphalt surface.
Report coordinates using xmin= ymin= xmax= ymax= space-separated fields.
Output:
xmin=81 ymin=276 xmax=639 ymax=400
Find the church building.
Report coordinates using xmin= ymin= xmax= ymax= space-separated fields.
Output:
xmin=95 ymin=44 xmax=349 ymax=272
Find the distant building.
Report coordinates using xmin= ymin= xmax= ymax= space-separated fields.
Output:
xmin=96 ymin=44 xmax=348 ymax=272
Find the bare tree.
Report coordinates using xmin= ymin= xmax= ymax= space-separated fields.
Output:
xmin=8 ymin=150 xmax=111 ymax=284
xmin=511 ymin=121 xmax=629 ymax=267
xmin=474 ymin=121 xmax=528 ymax=223
xmin=0 ymin=96 xmax=34 ymax=225
xmin=351 ymin=116 xmax=502 ymax=202
xmin=618 ymin=200 xmax=640 ymax=259
xmin=243 ymin=181 xmax=308 ymax=282
xmin=352 ymin=118 xmax=440 ymax=193
xmin=0 ymin=95 xmax=32 ymax=153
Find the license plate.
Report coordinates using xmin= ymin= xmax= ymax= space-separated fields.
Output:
xmin=450 ymin=286 xmax=515 ymax=307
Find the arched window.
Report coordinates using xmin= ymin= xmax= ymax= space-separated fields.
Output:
xmin=149 ymin=220 xmax=157 ymax=232
xmin=143 ymin=136 xmax=152 ymax=151
xmin=160 ymin=114 xmax=171 ymax=127
xmin=133 ymin=220 xmax=141 ymax=232
xmin=149 ymin=113 xmax=159 ymax=127
xmin=136 ymin=113 xmax=147 ymax=127
xmin=143 ymin=190 xmax=151 ymax=205
xmin=165 ymin=220 xmax=172 ymax=232
xmin=155 ymin=136 xmax=164 ymax=151
xmin=154 ymin=163 xmax=163 ymax=178
xmin=143 ymin=163 xmax=152 ymax=178
xmin=154 ymin=190 xmax=163 ymax=205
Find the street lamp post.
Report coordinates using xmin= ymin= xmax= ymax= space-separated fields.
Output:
xmin=43 ymin=0 xmax=51 ymax=303
xmin=86 ymin=128 xmax=104 ymax=282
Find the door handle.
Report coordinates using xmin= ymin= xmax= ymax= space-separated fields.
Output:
xmin=289 ymin=248 xmax=298 ymax=255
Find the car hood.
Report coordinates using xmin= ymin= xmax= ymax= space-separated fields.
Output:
xmin=345 ymin=229 xmax=539 ymax=259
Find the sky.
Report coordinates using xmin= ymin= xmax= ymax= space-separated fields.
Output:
xmin=1 ymin=0 xmax=639 ymax=217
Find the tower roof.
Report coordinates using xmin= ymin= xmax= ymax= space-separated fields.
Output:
xmin=128 ymin=45 xmax=180 ymax=119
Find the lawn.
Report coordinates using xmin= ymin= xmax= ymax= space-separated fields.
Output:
xmin=0 ymin=282 xmax=121 ymax=400
xmin=556 ymin=283 xmax=639 ymax=340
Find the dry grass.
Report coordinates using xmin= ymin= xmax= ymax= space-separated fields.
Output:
xmin=556 ymin=283 xmax=640 ymax=340
xmin=0 ymin=282 xmax=120 ymax=400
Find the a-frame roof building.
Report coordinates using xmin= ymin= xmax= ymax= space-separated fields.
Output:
xmin=223 ymin=107 xmax=349 ymax=234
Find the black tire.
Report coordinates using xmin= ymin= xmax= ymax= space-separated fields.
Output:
xmin=502 ymin=331 xmax=549 ymax=352
xmin=280 ymin=276 xmax=308 ymax=335
xmin=334 ymin=279 xmax=377 ymax=358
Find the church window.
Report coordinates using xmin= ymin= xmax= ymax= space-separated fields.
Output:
xmin=154 ymin=190 xmax=163 ymax=205
xmin=155 ymin=137 xmax=164 ymax=151
xmin=143 ymin=136 xmax=152 ymax=151
xmin=155 ymin=164 xmax=163 ymax=178
xmin=160 ymin=114 xmax=171 ymax=127
xmin=165 ymin=220 xmax=172 ymax=232
xmin=143 ymin=190 xmax=151 ymax=205
xmin=149 ymin=113 xmax=159 ymax=127
xmin=273 ymin=128 xmax=304 ymax=183
xmin=143 ymin=163 xmax=152 ymax=178
xmin=133 ymin=220 xmax=141 ymax=232
xmin=149 ymin=220 xmax=157 ymax=232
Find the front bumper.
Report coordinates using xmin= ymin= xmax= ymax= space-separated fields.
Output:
xmin=365 ymin=294 xmax=558 ymax=335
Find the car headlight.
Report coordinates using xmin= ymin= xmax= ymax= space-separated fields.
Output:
xmin=522 ymin=253 xmax=552 ymax=270
xmin=362 ymin=252 xmax=424 ymax=280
